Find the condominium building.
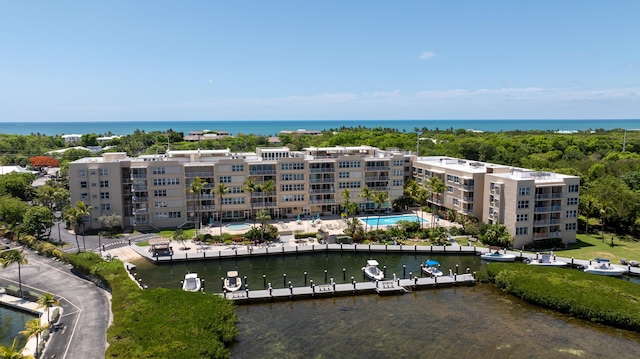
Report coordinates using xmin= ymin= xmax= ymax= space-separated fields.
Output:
xmin=412 ymin=156 xmax=580 ymax=248
xmin=68 ymin=147 xmax=579 ymax=248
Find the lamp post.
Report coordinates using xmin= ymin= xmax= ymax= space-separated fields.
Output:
xmin=416 ymin=135 xmax=428 ymax=156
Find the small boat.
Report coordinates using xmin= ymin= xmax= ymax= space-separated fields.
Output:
xmin=583 ymin=258 xmax=626 ymax=276
xmin=422 ymin=259 xmax=443 ymax=277
xmin=480 ymin=248 xmax=516 ymax=262
xmin=182 ymin=272 xmax=202 ymax=292
xmin=224 ymin=271 xmax=243 ymax=292
xmin=527 ymin=253 xmax=567 ymax=267
xmin=362 ymin=260 xmax=384 ymax=281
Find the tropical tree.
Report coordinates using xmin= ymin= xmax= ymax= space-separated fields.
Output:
xmin=20 ymin=318 xmax=49 ymax=358
xmin=427 ymin=176 xmax=446 ymax=227
xmin=213 ymin=183 xmax=228 ymax=237
xmin=340 ymin=189 xmax=352 ymax=220
xmin=359 ymin=187 xmax=373 ymax=232
xmin=189 ymin=177 xmax=208 ymax=237
xmin=0 ymin=337 xmax=34 ymax=359
xmin=64 ymin=207 xmax=82 ymax=253
xmin=172 ymin=228 xmax=189 ymax=250
xmin=481 ymin=224 xmax=513 ymax=248
xmin=415 ymin=188 xmax=429 ymax=229
xmin=259 ymin=179 xmax=275 ymax=208
xmin=0 ymin=249 xmax=28 ymax=297
xmin=72 ymin=201 xmax=93 ymax=252
xmin=242 ymin=177 xmax=258 ymax=226
xmin=579 ymin=193 xmax=598 ymax=234
xmin=255 ymin=209 xmax=271 ymax=243
xmin=37 ymin=292 xmax=60 ymax=325
xmin=0 ymin=195 xmax=28 ymax=230
xmin=372 ymin=191 xmax=389 ymax=239
xmin=21 ymin=206 xmax=54 ymax=240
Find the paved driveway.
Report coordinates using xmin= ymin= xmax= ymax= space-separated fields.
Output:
xmin=0 ymin=246 xmax=111 ymax=359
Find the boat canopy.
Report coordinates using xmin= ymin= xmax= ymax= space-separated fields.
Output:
xmin=425 ymin=259 xmax=440 ymax=266
xmin=367 ymin=260 xmax=379 ymax=266
xmin=227 ymin=271 xmax=239 ymax=277
xmin=594 ymin=258 xmax=611 ymax=264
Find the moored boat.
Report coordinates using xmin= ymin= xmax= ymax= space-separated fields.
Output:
xmin=362 ymin=260 xmax=384 ymax=281
xmin=583 ymin=258 xmax=626 ymax=276
xmin=422 ymin=259 xmax=443 ymax=277
xmin=182 ymin=272 xmax=202 ymax=292
xmin=480 ymin=248 xmax=516 ymax=262
xmin=224 ymin=271 xmax=243 ymax=292
xmin=527 ymin=253 xmax=568 ymax=267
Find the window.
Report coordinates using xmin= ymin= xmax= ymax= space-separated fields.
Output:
xmin=515 ymin=227 xmax=528 ymax=235
xmin=568 ymin=184 xmax=579 ymax=193
xmin=339 ymin=172 xmax=350 ymax=179
xmin=565 ymin=223 xmax=577 ymax=231
xmin=100 ymin=180 xmax=109 ymax=188
xmin=392 ymin=179 xmax=403 ymax=186
xmin=80 ymin=181 xmax=87 ymax=188
xmin=281 ymin=163 xmax=292 ymax=170
xmin=516 ymin=214 xmax=529 ymax=222
xmin=281 ymin=194 xmax=305 ymax=202
xmin=231 ymin=164 xmax=244 ymax=172
xmin=338 ymin=161 xmax=360 ymax=168
xmin=154 ymin=189 xmax=167 ymax=197
xmin=79 ymin=169 xmax=87 ymax=177
xmin=338 ymin=181 xmax=361 ymax=189
xmin=393 ymin=170 xmax=403 ymax=176
xmin=219 ymin=176 xmax=231 ymax=183
xmin=100 ymin=192 xmax=110 ymax=199
xmin=490 ymin=182 xmax=495 ymax=190
xmin=169 ymin=211 xmax=181 ymax=218
xmin=167 ymin=178 xmax=180 ymax=185
xmin=80 ymin=193 xmax=88 ymax=199
xmin=221 ymin=197 xmax=245 ymax=205
xmin=517 ymin=200 xmax=529 ymax=209
xmin=152 ymin=167 xmax=165 ymax=175
xmin=518 ymin=187 xmax=530 ymax=196
xmin=393 ymin=160 xmax=403 ymax=166
xmin=101 ymin=203 xmax=111 ymax=211
xmin=229 ymin=186 xmax=243 ymax=194
xmin=447 ymin=186 xmax=453 ymax=193
xmin=154 ymin=201 xmax=167 ymax=208
xmin=452 ymin=198 xmax=459 ymax=206
xmin=281 ymin=184 xmax=304 ymax=191
xmin=566 ymin=197 xmax=578 ymax=206
xmin=99 ymin=168 xmax=109 ymax=176
xmin=281 ymin=173 xmax=304 ymax=181
xmin=566 ymin=210 xmax=577 ymax=218
xmin=293 ymin=163 xmax=304 ymax=170
xmin=154 ymin=212 xmax=168 ymax=219
xmin=153 ymin=178 xmax=166 ymax=186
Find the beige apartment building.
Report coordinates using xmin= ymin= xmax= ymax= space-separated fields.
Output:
xmin=412 ymin=156 xmax=580 ymax=248
xmin=68 ymin=147 xmax=579 ymax=248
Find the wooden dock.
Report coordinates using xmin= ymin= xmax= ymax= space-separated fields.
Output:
xmin=220 ymin=273 xmax=475 ymax=303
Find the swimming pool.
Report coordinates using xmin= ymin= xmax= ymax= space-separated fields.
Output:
xmin=360 ymin=214 xmax=428 ymax=226
xmin=226 ymin=223 xmax=251 ymax=231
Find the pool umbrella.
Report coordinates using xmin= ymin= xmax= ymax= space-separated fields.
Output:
xmin=297 ymin=214 xmax=300 ymax=221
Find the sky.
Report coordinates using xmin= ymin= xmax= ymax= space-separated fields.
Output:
xmin=0 ymin=1 xmax=639 ymax=122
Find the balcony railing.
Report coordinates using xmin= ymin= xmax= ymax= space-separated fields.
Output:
xmin=310 ymin=188 xmax=335 ymax=194
xmin=533 ymin=231 xmax=562 ymax=239
xmin=310 ymin=178 xmax=335 ymax=183
xmin=131 ymin=174 xmax=147 ymax=179
xmin=310 ymin=199 xmax=336 ymax=204
xmin=310 ymin=168 xmax=335 ymax=173
xmin=185 ymin=171 xmax=214 ymax=178
xmin=249 ymin=169 xmax=277 ymax=175
xmin=365 ymin=176 xmax=390 ymax=181
xmin=534 ymin=206 xmax=562 ymax=213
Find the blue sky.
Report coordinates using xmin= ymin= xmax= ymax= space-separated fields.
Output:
xmin=1 ymin=1 xmax=639 ymax=122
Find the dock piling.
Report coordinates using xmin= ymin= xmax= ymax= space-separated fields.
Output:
xmin=283 ymin=273 xmax=287 ymax=287
xmin=304 ymin=272 xmax=308 ymax=285
xmin=263 ymin=274 xmax=266 ymax=288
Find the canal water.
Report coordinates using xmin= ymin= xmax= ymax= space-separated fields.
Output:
xmin=131 ymin=253 xmax=640 ymax=358
xmin=0 ymin=306 xmax=36 ymax=347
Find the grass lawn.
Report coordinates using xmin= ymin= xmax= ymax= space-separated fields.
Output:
xmin=557 ymin=233 xmax=640 ymax=263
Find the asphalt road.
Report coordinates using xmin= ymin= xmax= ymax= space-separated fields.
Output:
xmin=0 ymin=244 xmax=111 ymax=359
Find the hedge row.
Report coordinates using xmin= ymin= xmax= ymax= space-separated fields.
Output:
xmin=486 ymin=263 xmax=640 ymax=331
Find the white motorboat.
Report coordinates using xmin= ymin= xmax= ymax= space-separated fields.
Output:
xmin=583 ymin=258 xmax=626 ymax=276
xmin=422 ymin=259 xmax=443 ymax=277
xmin=527 ymin=254 xmax=568 ymax=267
xmin=480 ymin=249 xmax=516 ymax=262
xmin=224 ymin=271 xmax=243 ymax=292
xmin=182 ymin=272 xmax=202 ymax=292
xmin=362 ymin=260 xmax=384 ymax=281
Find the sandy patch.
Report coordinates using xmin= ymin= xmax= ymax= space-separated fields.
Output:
xmin=107 ymin=246 xmax=145 ymax=262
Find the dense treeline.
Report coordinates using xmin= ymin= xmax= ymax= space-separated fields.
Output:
xmin=2 ymin=126 xmax=640 ymax=236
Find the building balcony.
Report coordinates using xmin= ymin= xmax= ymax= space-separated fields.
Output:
xmin=249 ymin=169 xmax=277 ymax=175
xmin=310 ymin=168 xmax=335 ymax=173
xmin=185 ymin=171 xmax=215 ymax=178
xmin=132 ymin=196 xmax=148 ymax=203
xmin=310 ymin=199 xmax=336 ymax=204
xmin=310 ymin=188 xmax=335 ymax=194
xmin=365 ymin=166 xmax=390 ymax=171
xmin=533 ymin=206 xmax=562 ymax=213
xmin=131 ymin=174 xmax=147 ymax=179
xmin=132 ymin=185 xmax=148 ymax=191
xmin=309 ymin=178 xmax=335 ymax=184
xmin=533 ymin=231 xmax=562 ymax=239
xmin=365 ymin=176 xmax=390 ymax=181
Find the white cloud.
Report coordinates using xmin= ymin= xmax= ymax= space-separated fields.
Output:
xmin=419 ymin=51 xmax=436 ymax=60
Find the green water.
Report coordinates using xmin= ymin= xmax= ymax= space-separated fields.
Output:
xmin=131 ymin=253 xmax=640 ymax=358
xmin=0 ymin=306 xmax=36 ymax=347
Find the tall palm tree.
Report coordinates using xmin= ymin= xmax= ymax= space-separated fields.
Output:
xmin=213 ymin=183 xmax=228 ymax=237
xmin=259 ymin=179 xmax=275 ymax=209
xmin=403 ymin=180 xmax=420 ymax=209
xmin=427 ymin=176 xmax=446 ymax=228
xmin=64 ymin=207 xmax=82 ymax=253
xmin=359 ymin=187 xmax=373 ymax=232
xmin=255 ymin=209 xmax=271 ymax=242
xmin=340 ymin=189 xmax=352 ymax=220
xmin=579 ymin=193 xmax=597 ymax=235
xmin=0 ymin=337 xmax=33 ymax=359
xmin=242 ymin=177 xmax=257 ymax=227
xmin=20 ymin=318 xmax=49 ymax=358
xmin=189 ymin=177 xmax=208 ymax=237
xmin=72 ymin=201 xmax=93 ymax=251
xmin=415 ymin=187 xmax=429 ymax=229
xmin=372 ymin=191 xmax=389 ymax=240
xmin=1 ymin=249 xmax=28 ymax=298
xmin=37 ymin=292 xmax=60 ymax=324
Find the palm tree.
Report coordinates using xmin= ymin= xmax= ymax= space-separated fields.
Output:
xmin=403 ymin=180 xmax=420 ymax=209
xmin=255 ymin=209 xmax=271 ymax=242
xmin=189 ymin=177 xmax=208 ymax=237
xmin=359 ymin=187 xmax=373 ymax=232
xmin=259 ymin=179 xmax=275 ymax=208
xmin=427 ymin=177 xmax=446 ymax=228
xmin=72 ymin=201 xmax=93 ymax=251
xmin=242 ymin=177 xmax=257 ymax=227
xmin=37 ymin=292 xmax=60 ymax=325
xmin=372 ymin=191 xmax=389 ymax=240
xmin=579 ymin=194 xmax=597 ymax=235
xmin=213 ymin=183 xmax=228 ymax=237
xmin=20 ymin=318 xmax=49 ymax=358
xmin=340 ymin=189 xmax=352 ymax=220
xmin=1 ymin=249 xmax=28 ymax=298
xmin=415 ymin=188 xmax=429 ymax=229
xmin=64 ymin=207 xmax=82 ymax=253
xmin=0 ymin=337 xmax=33 ymax=359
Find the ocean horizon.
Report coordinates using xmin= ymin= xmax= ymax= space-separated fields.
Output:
xmin=2 ymin=119 xmax=640 ymax=136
